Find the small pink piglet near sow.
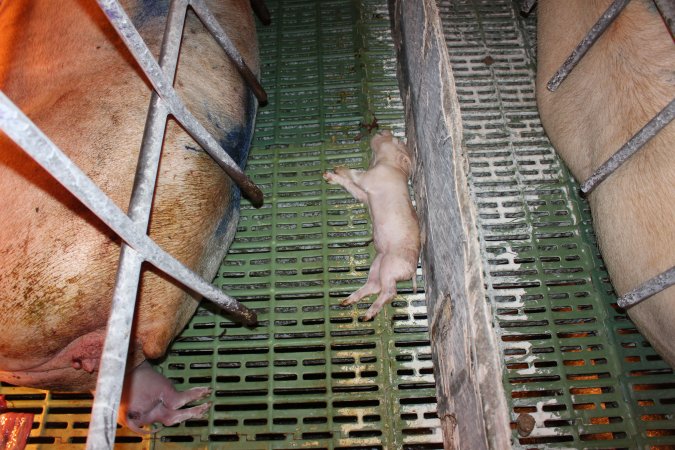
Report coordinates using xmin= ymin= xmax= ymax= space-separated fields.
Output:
xmin=323 ymin=130 xmax=421 ymax=320
xmin=117 ymin=361 xmax=212 ymax=434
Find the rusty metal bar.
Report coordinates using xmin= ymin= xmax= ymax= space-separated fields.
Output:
xmin=87 ymin=0 xmax=189 ymax=447
xmin=250 ymin=0 xmax=272 ymax=25
xmin=654 ymin=0 xmax=675 ymax=38
xmin=95 ymin=0 xmax=264 ymax=207
xmin=190 ymin=0 xmax=268 ymax=105
xmin=581 ymin=98 xmax=675 ymax=195
xmin=617 ymin=266 xmax=675 ymax=309
xmin=547 ymin=0 xmax=630 ymax=92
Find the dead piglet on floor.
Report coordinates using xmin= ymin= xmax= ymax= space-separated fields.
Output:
xmin=323 ymin=131 xmax=420 ymax=320
xmin=118 ymin=362 xmax=211 ymax=434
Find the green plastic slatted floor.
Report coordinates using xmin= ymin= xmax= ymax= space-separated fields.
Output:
xmin=0 ymin=0 xmax=442 ymax=448
xmin=438 ymin=0 xmax=675 ymax=448
xmin=155 ymin=0 xmax=439 ymax=447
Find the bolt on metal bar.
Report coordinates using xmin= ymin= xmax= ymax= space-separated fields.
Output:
xmin=581 ymin=98 xmax=675 ymax=195
xmin=190 ymin=0 xmax=267 ymax=105
xmin=547 ymin=0 xmax=630 ymax=92
xmin=654 ymin=0 xmax=675 ymax=38
xmin=0 ymin=94 xmax=258 ymax=327
xmin=86 ymin=0 xmax=191 ymax=447
xmin=617 ymin=266 xmax=675 ymax=309
xmin=96 ymin=0 xmax=264 ymax=207
xmin=521 ymin=0 xmax=537 ymax=15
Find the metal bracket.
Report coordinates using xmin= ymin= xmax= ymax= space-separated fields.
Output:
xmin=520 ymin=0 xmax=537 ymax=16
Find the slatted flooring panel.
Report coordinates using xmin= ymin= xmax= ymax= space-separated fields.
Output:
xmin=437 ymin=0 xmax=675 ymax=448
xmin=153 ymin=0 xmax=442 ymax=448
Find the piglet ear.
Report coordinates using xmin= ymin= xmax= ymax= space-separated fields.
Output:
xmin=396 ymin=152 xmax=413 ymax=175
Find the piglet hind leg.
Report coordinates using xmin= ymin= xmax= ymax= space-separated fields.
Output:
xmin=160 ymin=382 xmax=211 ymax=411
xmin=363 ymin=281 xmax=397 ymax=321
xmin=150 ymin=399 xmax=211 ymax=427
xmin=363 ymin=256 xmax=414 ymax=321
xmin=341 ymin=254 xmax=383 ymax=307
xmin=364 ymin=281 xmax=396 ymax=320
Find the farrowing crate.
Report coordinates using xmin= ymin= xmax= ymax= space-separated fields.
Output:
xmin=1 ymin=0 xmax=673 ymax=448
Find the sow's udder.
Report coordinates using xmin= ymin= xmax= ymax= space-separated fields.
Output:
xmin=0 ymin=330 xmax=109 ymax=391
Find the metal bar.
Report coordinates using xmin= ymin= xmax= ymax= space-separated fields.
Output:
xmin=653 ymin=0 xmax=675 ymax=38
xmin=0 ymin=93 xmax=258 ymax=326
xmin=521 ymin=0 xmax=537 ymax=15
xmin=87 ymin=247 xmax=144 ymax=449
xmin=190 ymin=0 xmax=268 ymax=105
xmin=617 ymin=266 xmax=675 ymax=309
xmin=95 ymin=0 xmax=264 ymax=207
xmin=547 ymin=0 xmax=630 ymax=92
xmin=86 ymin=1 xmax=190 ymax=447
xmin=581 ymin=98 xmax=675 ymax=195
xmin=250 ymin=0 xmax=272 ymax=25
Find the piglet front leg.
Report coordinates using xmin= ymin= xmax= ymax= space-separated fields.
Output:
xmin=118 ymin=361 xmax=211 ymax=434
xmin=323 ymin=166 xmax=368 ymax=203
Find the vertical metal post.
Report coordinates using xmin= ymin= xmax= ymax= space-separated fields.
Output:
xmin=85 ymin=0 xmax=267 ymax=446
xmin=86 ymin=1 xmax=189 ymax=447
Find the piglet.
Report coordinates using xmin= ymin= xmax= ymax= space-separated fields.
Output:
xmin=323 ymin=130 xmax=421 ymax=320
xmin=117 ymin=362 xmax=211 ymax=434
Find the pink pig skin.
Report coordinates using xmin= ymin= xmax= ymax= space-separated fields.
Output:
xmin=323 ymin=130 xmax=421 ymax=320
xmin=117 ymin=362 xmax=211 ymax=434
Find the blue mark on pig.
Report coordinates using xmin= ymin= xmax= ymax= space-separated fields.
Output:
xmin=207 ymin=90 xmax=257 ymax=168
xmin=214 ymin=90 xmax=258 ymax=238
xmin=134 ymin=0 xmax=169 ymax=21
